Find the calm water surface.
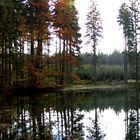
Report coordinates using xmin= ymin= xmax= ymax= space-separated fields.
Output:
xmin=0 ymin=89 xmax=139 ymax=139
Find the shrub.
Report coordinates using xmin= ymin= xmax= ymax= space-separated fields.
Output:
xmin=74 ymin=65 xmax=92 ymax=80
xmin=96 ymin=65 xmax=124 ymax=81
xmin=74 ymin=64 xmax=124 ymax=81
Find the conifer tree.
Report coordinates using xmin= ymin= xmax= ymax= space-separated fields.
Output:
xmin=85 ymin=0 xmax=103 ymax=82
xmin=118 ymin=0 xmax=140 ymax=83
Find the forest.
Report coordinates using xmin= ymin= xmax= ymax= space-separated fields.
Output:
xmin=0 ymin=0 xmax=82 ymax=92
xmin=0 ymin=0 xmax=140 ymax=92
xmin=0 ymin=0 xmax=140 ymax=140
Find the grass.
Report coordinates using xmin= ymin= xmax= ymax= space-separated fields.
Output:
xmin=64 ymin=82 xmax=129 ymax=91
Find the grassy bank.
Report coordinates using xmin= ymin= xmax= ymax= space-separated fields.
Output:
xmin=64 ymin=82 xmax=135 ymax=91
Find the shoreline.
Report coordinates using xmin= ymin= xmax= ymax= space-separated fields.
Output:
xmin=0 ymin=82 xmax=139 ymax=95
xmin=64 ymin=82 xmax=132 ymax=92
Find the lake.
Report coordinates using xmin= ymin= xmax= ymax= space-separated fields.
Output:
xmin=0 ymin=89 xmax=139 ymax=140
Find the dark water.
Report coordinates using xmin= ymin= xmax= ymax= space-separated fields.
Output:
xmin=0 ymin=89 xmax=139 ymax=140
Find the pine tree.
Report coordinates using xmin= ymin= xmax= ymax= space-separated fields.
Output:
xmin=85 ymin=0 xmax=103 ymax=82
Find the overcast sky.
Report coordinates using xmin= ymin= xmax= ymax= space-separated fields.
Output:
xmin=75 ymin=0 xmax=129 ymax=54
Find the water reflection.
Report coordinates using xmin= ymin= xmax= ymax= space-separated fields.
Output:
xmin=125 ymin=88 xmax=140 ymax=140
xmin=0 ymin=89 xmax=139 ymax=140
xmin=86 ymin=109 xmax=105 ymax=140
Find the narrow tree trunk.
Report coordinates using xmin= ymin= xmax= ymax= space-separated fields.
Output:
xmin=36 ymin=35 xmax=42 ymax=68
xmin=1 ymin=32 xmax=5 ymax=89
xmin=69 ymin=41 xmax=73 ymax=84
xmin=124 ymin=35 xmax=128 ymax=83
xmin=8 ymin=37 xmax=12 ymax=86
xmin=92 ymin=43 xmax=96 ymax=82
xmin=61 ymin=39 xmax=66 ymax=85
xmin=4 ymin=36 xmax=8 ymax=85
xmin=59 ymin=37 xmax=62 ymax=84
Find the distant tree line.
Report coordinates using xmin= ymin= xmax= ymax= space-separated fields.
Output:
xmin=74 ymin=50 xmax=140 ymax=82
xmin=80 ymin=50 xmax=124 ymax=65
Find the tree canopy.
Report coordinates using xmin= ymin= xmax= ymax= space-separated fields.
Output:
xmin=0 ymin=0 xmax=81 ymax=90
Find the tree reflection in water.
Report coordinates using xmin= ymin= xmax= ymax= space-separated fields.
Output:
xmin=0 ymin=89 xmax=140 ymax=139
xmin=86 ymin=94 xmax=105 ymax=140
xmin=86 ymin=110 xmax=105 ymax=140
xmin=126 ymin=110 xmax=138 ymax=140
xmin=125 ymin=87 xmax=140 ymax=140
xmin=0 ymin=91 xmax=85 ymax=139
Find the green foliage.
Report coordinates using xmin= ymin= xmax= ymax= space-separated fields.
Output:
xmin=117 ymin=3 xmax=133 ymax=36
xmin=85 ymin=0 xmax=103 ymax=81
xmin=96 ymin=65 xmax=124 ymax=81
xmin=43 ymin=77 xmax=56 ymax=87
xmin=118 ymin=0 xmax=140 ymax=83
xmin=74 ymin=65 xmax=92 ymax=80
xmin=74 ymin=65 xmax=124 ymax=81
xmin=85 ymin=0 xmax=103 ymax=46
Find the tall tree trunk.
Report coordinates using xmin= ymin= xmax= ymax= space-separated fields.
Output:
xmin=92 ymin=42 xmax=96 ymax=82
xmin=69 ymin=41 xmax=73 ymax=84
xmin=59 ymin=36 xmax=62 ymax=84
xmin=19 ymin=38 xmax=24 ymax=78
xmin=29 ymin=5 xmax=35 ymax=86
xmin=124 ymin=35 xmax=128 ymax=83
xmin=8 ymin=37 xmax=12 ymax=86
xmin=36 ymin=35 xmax=42 ymax=68
xmin=0 ymin=32 xmax=5 ymax=89
xmin=4 ymin=35 xmax=8 ymax=85
xmin=66 ymin=40 xmax=69 ymax=84
xmin=61 ymin=39 xmax=66 ymax=85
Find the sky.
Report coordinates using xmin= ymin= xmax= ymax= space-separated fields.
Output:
xmin=75 ymin=0 xmax=129 ymax=54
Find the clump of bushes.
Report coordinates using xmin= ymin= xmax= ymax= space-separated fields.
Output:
xmin=96 ymin=65 xmax=124 ymax=81
xmin=74 ymin=65 xmax=124 ymax=82
xmin=74 ymin=65 xmax=92 ymax=80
